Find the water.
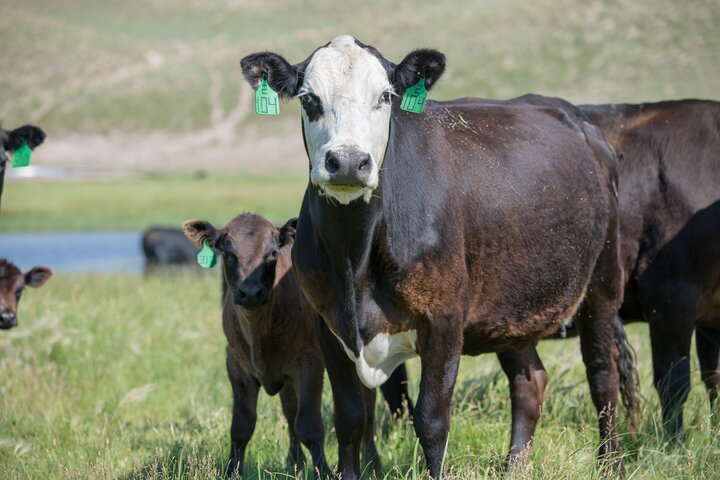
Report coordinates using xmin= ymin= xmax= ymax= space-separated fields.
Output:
xmin=0 ymin=231 xmax=144 ymax=273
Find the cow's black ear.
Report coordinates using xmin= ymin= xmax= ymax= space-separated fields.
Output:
xmin=8 ymin=125 xmax=46 ymax=151
xmin=25 ymin=266 xmax=52 ymax=288
xmin=392 ymin=49 xmax=446 ymax=94
xmin=278 ymin=218 xmax=298 ymax=247
xmin=183 ymin=220 xmax=218 ymax=249
xmin=241 ymin=52 xmax=300 ymax=99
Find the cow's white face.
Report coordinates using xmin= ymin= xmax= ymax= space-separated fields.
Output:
xmin=299 ymin=35 xmax=393 ymax=204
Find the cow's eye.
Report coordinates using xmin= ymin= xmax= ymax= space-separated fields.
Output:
xmin=15 ymin=287 xmax=23 ymax=300
xmin=379 ymin=91 xmax=392 ymax=105
xmin=268 ymin=250 xmax=278 ymax=261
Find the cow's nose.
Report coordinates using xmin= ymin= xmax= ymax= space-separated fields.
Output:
xmin=236 ymin=284 xmax=267 ymax=309
xmin=0 ymin=310 xmax=17 ymax=329
xmin=325 ymin=150 xmax=372 ymax=187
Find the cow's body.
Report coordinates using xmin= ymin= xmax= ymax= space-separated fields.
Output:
xmin=141 ymin=227 xmax=198 ymax=269
xmin=0 ymin=125 xmax=46 ymax=211
xmin=183 ymin=213 xmax=412 ymax=478
xmin=242 ymin=36 xmax=632 ymax=478
xmin=0 ymin=258 xmax=52 ymax=329
xmin=580 ymin=100 xmax=720 ymax=437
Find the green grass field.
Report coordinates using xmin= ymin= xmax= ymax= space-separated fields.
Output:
xmin=1 ymin=274 xmax=718 ymax=479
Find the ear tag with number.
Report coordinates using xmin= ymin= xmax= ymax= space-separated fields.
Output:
xmin=197 ymin=241 xmax=217 ymax=268
xmin=400 ymin=76 xmax=428 ymax=114
xmin=255 ymin=77 xmax=280 ymax=115
xmin=11 ymin=142 xmax=32 ymax=168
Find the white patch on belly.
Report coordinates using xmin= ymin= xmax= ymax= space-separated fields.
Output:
xmin=333 ymin=330 xmax=418 ymax=389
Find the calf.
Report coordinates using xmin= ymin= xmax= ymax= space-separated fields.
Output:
xmin=0 ymin=125 xmax=46 ymax=210
xmin=241 ymin=35 xmax=632 ymax=477
xmin=0 ymin=258 xmax=52 ymax=329
xmin=184 ymin=213 xmax=412 ymax=478
xmin=142 ymin=226 xmax=198 ymax=269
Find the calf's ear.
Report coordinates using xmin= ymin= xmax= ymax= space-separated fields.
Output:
xmin=8 ymin=125 xmax=46 ymax=151
xmin=278 ymin=218 xmax=298 ymax=247
xmin=25 ymin=266 xmax=52 ymax=288
xmin=392 ymin=49 xmax=446 ymax=94
xmin=240 ymin=52 xmax=300 ymax=99
xmin=183 ymin=220 xmax=218 ymax=249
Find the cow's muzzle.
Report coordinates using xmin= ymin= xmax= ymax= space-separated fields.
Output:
xmin=235 ymin=283 xmax=268 ymax=310
xmin=325 ymin=150 xmax=372 ymax=187
xmin=0 ymin=310 xmax=17 ymax=329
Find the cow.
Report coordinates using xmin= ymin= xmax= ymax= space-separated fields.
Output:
xmin=0 ymin=258 xmax=52 ymax=329
xmin=0 ymin=125 xmax=46 ymax=211
xmin=240 ymin=35 xmax=636 ymax=478
xmin=546 ymin=100 xmax=720 ymax=440
xmin=141 ymin=226 xmax=198 ymax=270
xmin=183 ymin=213 xmax=413 ymax=478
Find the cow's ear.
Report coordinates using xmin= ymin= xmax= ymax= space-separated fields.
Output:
xmin=183 ymin=220 xmax=218 ymax=249
xmin=241 ymin=52 xmax=300 ymax=99
xmin=278 ymin=218 xmax=298 ymax=247
xmin=8 ymin=125 xmax=46 ymax=151
xmin=25 ymin=266 xmax=52 ymax=288
xmin=392 ymin=49 xmax=446 ymax=94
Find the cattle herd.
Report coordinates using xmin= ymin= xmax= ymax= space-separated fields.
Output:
xmin=2 ymin=34 xmax=720 ymax=478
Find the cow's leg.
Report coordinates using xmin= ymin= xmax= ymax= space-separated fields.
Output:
xmin=279 ymin=384 xmax=306 ymax=470
xmin=576 ymin=231 xmax=626 ymax=473
xmin=379 ymin=363 xmax=414 ymax=419
xmin=361 ymin=386 xmax=381 ymax=474
xmin=695 ymin=326 xmax=720 ymax=420
xmin=317 ymin=320 xmax=366 ymax=480
xmin=292 ymin=354 xmax=331 ymax=479
xmin=497 ymin=344 xmax=548 ymax=468
xmin=644 ymin=293 xmax=694 ymax=441
xmin=225 ymin=350 xmax=260 ymax=478
xmin=414 ymin=322 xmax=463 ymax=478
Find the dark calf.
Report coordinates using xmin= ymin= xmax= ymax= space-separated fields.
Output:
xmin=0 ymin=125 xmax=46 ymax=210
xmin=184 ymin=213 xmax=412 ymax=478
xmin=0 ymin=258 xmax=52 ymax=329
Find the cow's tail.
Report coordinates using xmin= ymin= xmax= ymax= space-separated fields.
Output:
xmin=615 ymin=315 xmax=641 ymax=440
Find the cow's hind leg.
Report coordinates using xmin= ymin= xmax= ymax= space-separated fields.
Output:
xmin=576 ymin=233 xmax=626 ymax=473
xmin=225 ymin=350 xmax=260 ymax=478
xmin=695 ymin=326 xmax=720 ymax=420
xmin=497 ymin=344 xmax=547 ymax=469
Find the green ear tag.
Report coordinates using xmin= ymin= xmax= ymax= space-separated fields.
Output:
xmin=255 ymin=77 xmax=280 ymax=115
xmin=400 ymin=76 xmax=428 ymax=114
xmin=197 ymin=241 xmax=217 ymax=268
xmin=11 ymin=142 xmax=32 ymax=168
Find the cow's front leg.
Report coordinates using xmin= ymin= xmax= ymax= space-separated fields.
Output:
xmin=414 ymin=322 xmax=462 ymax=478
xmin=225 ymin=350 xmax=260 ymax=478
xmin=497 ymin=344 xmax=547 ymax=468
xmin=317 ymin=320 xmax=367 ymax=479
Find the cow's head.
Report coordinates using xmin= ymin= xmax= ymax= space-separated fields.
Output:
xmin=0 ymin=125 xmax=46 ymax=167
xmin=0 ymin=258 xmax=52 ymax=330
xmin=184 ymin=214 xmax=297 ymax=311
xmin=241 ymin=35 xmax=445 ymax=204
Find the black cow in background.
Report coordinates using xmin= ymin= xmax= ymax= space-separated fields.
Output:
xmin=0 ymin=124 xmax=46 ymax=211
xmin=141 ymin=227 xmax=198 ymax=271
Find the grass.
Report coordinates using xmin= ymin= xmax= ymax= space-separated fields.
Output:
xmin=0 ymin=273 xmax=718 ymax=479
xmin=0 ymin=173 xmax=307 ymax=232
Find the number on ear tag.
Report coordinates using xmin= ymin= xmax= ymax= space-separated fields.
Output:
xmin=255 ymin=77 xmax=280 ymax=115
xmin=400 ymin=77 xmax=428 ymax=114
xmin=11 ymin=142 xmax=32 ymax=168
xmin=197 ymin=241 xmax=217 ymax=268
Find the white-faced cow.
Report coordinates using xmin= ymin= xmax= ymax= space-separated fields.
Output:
xmin=0 ymin=258 xmax=52 ymax=329
xmin=0 ymin=125 xmax=46 ymax=210
xmin=241 ymin=35 xmax=635 ymax=478
xmin=183 ymin=213 xmax=413 ymax=478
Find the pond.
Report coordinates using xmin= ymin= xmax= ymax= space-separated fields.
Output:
xmin=0 ymin=231 xmax=145 ymax=273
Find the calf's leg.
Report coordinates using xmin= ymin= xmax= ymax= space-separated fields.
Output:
xmin=497 ymin=344 xmax=547 ymax=468
xmin=225 ymin=350 xmax=260 ymax=478
xmin=279 ymin=384 xmax=306 ymax=470
xmin=380 ymin=363 xmax=414 ymax=419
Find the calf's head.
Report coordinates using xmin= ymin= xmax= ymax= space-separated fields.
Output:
xmin=0 ymin=259 xmax=52 ymax=329
xmin=183 ymin=214 xmax=297 ymax=310
xmin=241 ymin=35 xmax=445 ymax=204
